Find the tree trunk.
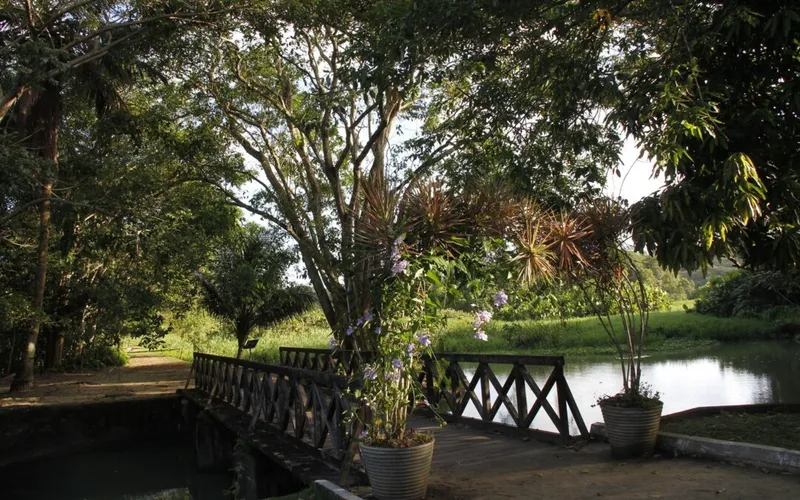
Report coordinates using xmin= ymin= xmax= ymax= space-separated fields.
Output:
xmin=11 ymin=180 xmax=52 ymax=391
xmin=46 ymin=330 xmax=64 ymax=370
xmin=236 ymin=344 xmax=244 ymax=360
xmin=10 ymin=84 xmax=61 ymax=392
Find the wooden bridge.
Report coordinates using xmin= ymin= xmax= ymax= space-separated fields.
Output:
xmin=180 ymin=347 xmax=591 ymax=493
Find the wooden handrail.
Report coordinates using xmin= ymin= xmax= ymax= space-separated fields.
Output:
xmin=191 ymin=352 xmax=357 ymax=462
xmin=277 ymin=346 xmax=589 ymax=443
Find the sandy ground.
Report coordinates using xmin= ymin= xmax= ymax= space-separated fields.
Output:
xmin=0 ymin=351 xmax=190 ymax=408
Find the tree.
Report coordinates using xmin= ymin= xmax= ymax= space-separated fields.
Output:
xmin=606 ymin=1 xmax=800 ymax=273
xmin=0 ymin=79 xmax=241 ymax=381
xmin=176 ymin=0 xmax=627 ymax=343
xmin=1 ymin=0 xmax=243 ymax=390
xmin=198 ymin=224 xmax=316 ymax=358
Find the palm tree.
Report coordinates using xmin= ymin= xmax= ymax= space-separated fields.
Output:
xmin=198 ymin=224 xmax=317 ymax=359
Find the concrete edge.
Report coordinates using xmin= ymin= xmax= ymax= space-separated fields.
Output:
xmin=313 ymin=480 xmax=365 ymax=500
xmin=590 ymin=422 xmax=800 ymax=473
xmin=658 ymin=431 xmax=800 ymax=473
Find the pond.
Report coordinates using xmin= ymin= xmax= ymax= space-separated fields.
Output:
xmin=458 ymin=341 xmax=800 ymax=435
xmin=1 ymin=438 xmax=302 ymax=500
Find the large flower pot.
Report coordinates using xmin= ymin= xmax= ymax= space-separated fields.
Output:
xmin=359 ymin=438 xmax=435 ymax=500
xmin=600 ymin=402 xmax=663 ymax=458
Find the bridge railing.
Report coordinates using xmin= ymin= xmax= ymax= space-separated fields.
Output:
xmin=279 ymin=347 xmax=589 ymax=443
xmin=191 ymin=352 xmax=358 ymax=461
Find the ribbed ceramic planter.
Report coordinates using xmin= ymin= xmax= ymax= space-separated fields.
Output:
xmin=360 ymin=438 xmax=435 ymax=500
xmin=600 ymin=402 xmax=663 ymax=458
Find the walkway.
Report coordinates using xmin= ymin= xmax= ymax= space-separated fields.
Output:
xmin=0 ymin=350 xmax=189 ymax=408
xmin=402 ymin=414 xmax=800 ymax=499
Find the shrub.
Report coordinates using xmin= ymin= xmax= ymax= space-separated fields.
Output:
xmin=62 ymin=344 xmax=129 ymax=371
xmin=695 ymin=270 xmax=800 ymax=318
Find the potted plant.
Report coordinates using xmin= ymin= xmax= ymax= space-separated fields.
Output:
xmin=334 ymin=234 xmax=508 ymax=500
xmin=578 ymin=201 xmax=663 ymax=457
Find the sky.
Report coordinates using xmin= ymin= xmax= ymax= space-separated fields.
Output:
xmin=605 ymin=137 xmax=664 ymax=203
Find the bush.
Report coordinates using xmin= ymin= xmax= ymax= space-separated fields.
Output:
xmin=694 ymin=270 xmax=800 ymax=319
xmin=62 ymin=343 xmax=129 ymax=371
xmin=494 ymin=282 xmax=669 ymax=322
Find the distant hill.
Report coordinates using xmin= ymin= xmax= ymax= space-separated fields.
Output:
xmin=678 ymin=259 xmax=739 ymax=288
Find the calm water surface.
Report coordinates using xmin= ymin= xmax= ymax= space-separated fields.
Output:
xmin=0 ymin=438 xmax=303 ymax=500
xmin=458 ymin=341 xmax=800 ymax=434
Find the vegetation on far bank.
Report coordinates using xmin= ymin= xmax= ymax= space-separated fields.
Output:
xmin=662 ymin=412 xmax=800 ymax=451
xmin=156 ymin=303 xmax=795 ymax=364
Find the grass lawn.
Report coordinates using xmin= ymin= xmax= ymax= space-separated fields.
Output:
xmin=434 ymin=307 xmax=780 ymax=356
xmin=662 ymin=412 xmax=800 ymax=450
xmin=156 ymin=302 xmax=788 ymax=363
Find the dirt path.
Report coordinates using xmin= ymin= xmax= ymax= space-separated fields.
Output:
xmin=0 ymin=350 xmax=190 ymax=408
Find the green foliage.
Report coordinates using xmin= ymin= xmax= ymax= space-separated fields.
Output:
xmin=162 ymin=307 xmax=331 ymax=363
xmin=694 ymin=270 xmax=800 ymax=322
xmin=61 ymin=344 xmax=129 ymax=372
xmin=169 ymin=305 xmax=786 ymax=362
xmin=438 ymin=308 xmax=782 ymax=355
xmin=493 ymin=278 xmax=670 ymax=322
xmin=198 ymin=223 xmax=316 ymax=356
xmin=612 ymin=1 xmax=800 ymax=272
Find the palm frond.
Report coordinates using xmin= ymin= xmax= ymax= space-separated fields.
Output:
xmin=255 ymin=285 xmax=317 ymax=328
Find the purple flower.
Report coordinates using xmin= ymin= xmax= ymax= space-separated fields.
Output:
xmin=493 ymin=290 xmax=508 ymax=307
xmin=364 ymin=365 xmax=378 ymax=381
xmin=346 ymin=326 xmax=355 ymax=336
xmin=391 ymin=259 xmax=409 ymax=275
xmin=328 ymin=337 xmax=338 ymax=349
xmin=474 ymin=330 xmax=488 ymax=341
xmin=416 ymin=334 xmax=431 ymax=347
xmin=476 ymin=310 xmax=493 ymax=324
xmin=362 ymin=311 xmax=373 ymax=323
xmin=356 ymin=317 xmax=364 ymax=326
xmin=390 ymin=246 xmax=401 ymax=262
xmin=407 ymin=343 xmax=416 ymax=354
xmin=373 ymin=325 xmax=382 ymax=335
xmin=385 ymin=370 xmax=401 ymax=383
xmin=392 ymin=358 xmax=403 ymax=369
xmin=472 ymin=320 xmax=483 ymax=329
xmin=359 ymin=430 xmax=368 ymax=439
xmin=394 ymin=236 xmax=404 ymax=246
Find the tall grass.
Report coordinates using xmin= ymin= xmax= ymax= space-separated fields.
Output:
xmin=436 ymin=308 xmax=782 ymax=356
xmin=155 ymin=304 xmax=788 ymax=362
xmin=161 ymin=307 xmax=331 ymax=363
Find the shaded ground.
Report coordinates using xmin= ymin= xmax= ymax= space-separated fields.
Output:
xmin=662 ymin=412 xmax=800 ymax=450
xmin=385 ymin=415 xmax=800 ymax=500
xmin=0 ymin=349 xmax=190 ymax=408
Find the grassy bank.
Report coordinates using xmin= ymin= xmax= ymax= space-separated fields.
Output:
xmin=157 ymin=303 xmax=789 ymax=363
xmin=662 ymin=412 xmax=800 ymax=450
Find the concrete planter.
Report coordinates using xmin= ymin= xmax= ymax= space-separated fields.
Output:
xmin=360 ymin=438 xmax=435 ymax=500
xmin=600 ymin=401 xmax=663 ymax=458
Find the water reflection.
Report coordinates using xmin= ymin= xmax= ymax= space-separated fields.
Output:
xmin=456 ymin=341 xmax=800 ymax=435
